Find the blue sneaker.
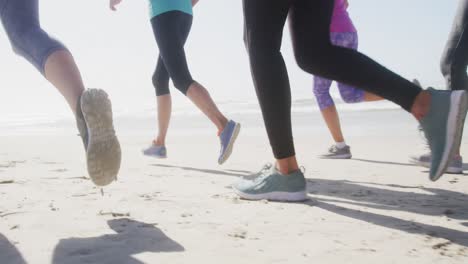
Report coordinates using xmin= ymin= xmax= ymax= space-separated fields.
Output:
xmin=233 ymin=165 xmax=307 ymax=202
xmin=142 ymin=144 xmax=167 ymax=159
xmin=218 ymin=120 xmax=241 ymax=165
xmin=420 ymin=88 xmax=468 ymax=181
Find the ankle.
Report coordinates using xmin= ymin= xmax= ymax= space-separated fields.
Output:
xmin=217 ymin=118 xmax=229 ymax=136
xmin=335 ymin=141 xmax=347 ymax=149
xmin=276 ymin=157 xmax=299 ymax=175
xmin=153 ymin=137 xmax=165 ymax=146
xmin=411 ymin=91 xmax=431 ymax=121
xmin=276 ymin=165 xmax=299 ymax=175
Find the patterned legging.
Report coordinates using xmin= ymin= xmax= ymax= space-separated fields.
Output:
xmin=313 ymin=32 xmax=365 ymax=110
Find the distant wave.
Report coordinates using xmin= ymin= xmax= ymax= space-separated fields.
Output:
xmin=0 ymin=98 xmax=398 ymax=130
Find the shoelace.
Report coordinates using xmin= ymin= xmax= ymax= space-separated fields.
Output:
xmin=328 ymin=145 xmax=339 ymax=153
xmin=243 ymin=163 xmax=273 ymax=181
xmin=300 ymin=166 xmax=306 ymax=174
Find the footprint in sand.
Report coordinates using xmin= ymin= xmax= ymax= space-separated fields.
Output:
xmin=49 ymin=201 xmax=59 ymax=211
xmin=139 ymin=192 xmax=161 ymax=201
xmin=449 ymin=178 xmax=459 ymax=184
xmin=51 ymin=168 xmax=68 ymax=173
xmin=0 ymin=160 xmax=26 ymax=168
xmin=229 ymin=228 xmax=247 ymax=239
xmin=432 ymin=241 xmax=452 ymax=250
xmin=67 ymin=176 xmax=89 ymax=180
xmin=98 ymin=211 xmax=131 ymax=218
xmin=42 ymin=161 xmax=64 ymax=165
xmin=426 ymin=238 xmax=468 ymax=257
xmin=351 ymin=190 xmax=374 ymax=197
xmin=356 ymin=248 xmax=377 ymax=253
xmin=211 ymin=193 xmax=243 ymax=204
xmin=0 ymin=180 xmax=15 ymax=184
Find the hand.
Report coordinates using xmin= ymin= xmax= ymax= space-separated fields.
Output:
xmin=109 ymin=0 xmax=123 ymax=11
xmin=192 ymin=0 xmax=199 ymax=7
xmin=344 ymin=0 xmax=349 ymax=9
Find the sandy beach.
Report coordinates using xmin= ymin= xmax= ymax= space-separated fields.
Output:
xmin=1 ymin=108 xmax=468 ymax=263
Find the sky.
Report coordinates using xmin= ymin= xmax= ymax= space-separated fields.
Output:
xmin=0 ymin=0 xmax=461 ymax=120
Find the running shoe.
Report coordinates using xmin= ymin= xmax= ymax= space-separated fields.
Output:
xmin=76 ymin=100 xmax=88 ymax=148
xmin=233 ymin=164 xmax=307 ymax=202
xmin=409 ymin=152 xmax=431 ymax=168
xmin=218 ymin=120 xmax=241 ymax=165
xmin=419 ymin=88 xmax=468 ymax=181
xmin=319 ymin=145 xmax=352 ymax=159
xmin=142 ymin=144 xmax=167 ymax=159
xmin=410 ymin=153 xmax=463 ymax=174
xmin=79 ymin=89 xmax=121 ymax=186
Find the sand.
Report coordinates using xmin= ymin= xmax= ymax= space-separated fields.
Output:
xmin=1 ymin=109 xmax=468 ymax=264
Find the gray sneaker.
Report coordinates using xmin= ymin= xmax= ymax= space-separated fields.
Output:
xmin=233 ymin=165 xmax=307 ymax=202
xmin=419 ymin=88 xmax=468 ymax=181
xmin=319 ymin=145 xmax=352 ymax=159
xmin=142 ymin=144 xmax=167 ymax=159
xmin=410 ymin=153 xmax=463 ymax=174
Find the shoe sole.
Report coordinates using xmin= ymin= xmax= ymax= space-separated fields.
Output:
xmin=234 ymin=188 xmax=308 ymax=202
xmin=431 ymin=91 xmax=468 ymax=181
xmin=142 ymin=152 xmax=167 ymax=159
xmin=81 ymin=89 xmax=122 ymax=186
xmin=410 ymin=159 xmax=463 ymax=174
xmin=447 ymin=166 xmax=464 ymax=174
xmin=218 ymin=123 xmax=241 ymax=165
xmin=319 ymin=154 xmax=352 ymax=159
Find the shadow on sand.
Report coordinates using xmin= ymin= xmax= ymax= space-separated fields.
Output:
xmin=151 ymin=163 xmax=248 ymax=177
xmin=153 ymin=163 xmax=468 ymax=246
xmin=352 ymin=158 xmax=417 ymax=167
xmin=353 ymin=157 xmax=468 ymax=174
xmin=0 ymin=233 xmax=27 ymax=264
xmin=52 ymin=218 xmax=184 ymax=264
xmin=307 ymin=179 xmax=468 ymax=247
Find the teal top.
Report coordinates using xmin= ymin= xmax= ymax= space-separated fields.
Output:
xmin=149 ymin=0 xmax=193 ymax=18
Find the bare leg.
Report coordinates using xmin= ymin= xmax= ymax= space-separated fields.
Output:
xmin=411 ymin=91 xmax=431 ymax=121
xmin=186 ymin=82 xmax=228 ymax=134
xmin=43 ymin=50 xmax=85 ymax=115
xmin=364 ymin=92 xmax=384 ymax=102
xmin=276 ymin=156 xmax=299 ymax=175
xmin=154 ymin=94 xmax=172 ymax=146
xmin=321 ymin=93 xmax=383 ymax=144
xmin=320 ymin=105 xmax=345 ymax=143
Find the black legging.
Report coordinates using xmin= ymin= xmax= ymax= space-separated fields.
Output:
xmin=151 ymin=11 xmax=194 ymax=96
xmin=441 ymin=0 xmax=468 ymax=91
xmin=243 ymin=0 xmax=422 ymax=159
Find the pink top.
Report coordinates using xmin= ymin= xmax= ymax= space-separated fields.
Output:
xmin=330 ymin=0 xmax=357 ymax=33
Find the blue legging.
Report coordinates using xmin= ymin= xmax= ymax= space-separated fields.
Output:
xmin=0 ymin=0 xmax=67 ymax=75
